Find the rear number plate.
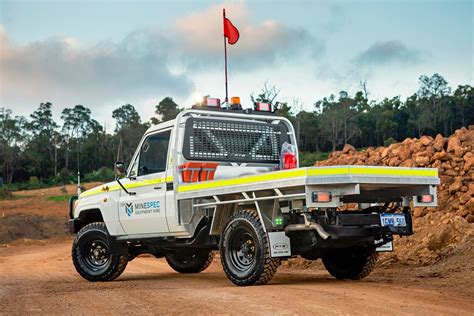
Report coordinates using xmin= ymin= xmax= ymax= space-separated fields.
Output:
xmin=380 ymin=214 xmax=406 ymax=227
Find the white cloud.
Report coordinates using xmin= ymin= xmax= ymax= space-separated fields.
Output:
xmin=173 ymin=3 xmax=324 ymax=69
xmin=0 ymin=24 xmax=194 ymax=118
xmin=0 ymin=2 xmax=325 ymax=121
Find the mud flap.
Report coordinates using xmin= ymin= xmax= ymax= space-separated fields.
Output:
xmin=375 ymin=239 xmax=393 ymax=252
xmin=268 ymin=231 xmax=291 ymax=257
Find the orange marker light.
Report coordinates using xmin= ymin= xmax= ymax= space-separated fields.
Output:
xmin=231 ymin=96 xmax=240 ymax=105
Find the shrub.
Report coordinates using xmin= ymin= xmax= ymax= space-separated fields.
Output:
xmin=299 ymin=152 xmax=330 ymax=167
xmin=28 ymin=176 xmax=41 ymax=189
xmin=84 ymin=167 xmax=115 ymax=182
xmin=0 ymin=187 xmax=13 ymax=200
xmin=384 ymin=137 xmax=397 ymax=147
xmin=59 ymin=167 xmax=70 ymax=185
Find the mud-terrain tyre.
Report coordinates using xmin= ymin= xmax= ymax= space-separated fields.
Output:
xmin=220 ymin=209 xmax=281 ymax=286
xmin=165 ymin=249 xmax=214 ymax=273
xmin=72 ymin=222 xmax=128 ymax=282
xmin=322 ymin=247 xmax=377 ymax=280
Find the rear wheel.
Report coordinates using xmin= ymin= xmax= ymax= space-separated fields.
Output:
xmin=322 ymin=247 xmax=377 ymax=280
xmin=220 ymin=209 xmax=280 ymax=286
xmin=165 ymin=249 xmax=214 ymax=273
xmin=72 ymin=222 xmax=128 ymax=281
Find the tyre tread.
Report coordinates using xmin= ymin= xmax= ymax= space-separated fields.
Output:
xmin=220 ymin=209 xmax=280 ymax=286
xmin=72 ymin=222 xmax=128 ymax=282
xmin=166 ymin=250 xmax=215 ymax=274
xmin=323 ymin=248 xmax=378 ymax=280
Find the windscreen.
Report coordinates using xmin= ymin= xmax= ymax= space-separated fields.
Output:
xmin=183 ymin=118 xmax=290 ymax=163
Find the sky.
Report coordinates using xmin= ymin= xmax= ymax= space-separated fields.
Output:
xmin=0 ymin=0 xmax=472 ymax=128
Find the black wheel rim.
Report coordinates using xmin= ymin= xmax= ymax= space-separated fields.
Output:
xmin=82 ymin=239 xmax=111 ymax=271
xmin=229 ymin=228 xmax=257 ymax=272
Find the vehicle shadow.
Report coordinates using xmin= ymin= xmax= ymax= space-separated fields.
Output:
xmin=117 ymin=271 xmax=348 ymax=287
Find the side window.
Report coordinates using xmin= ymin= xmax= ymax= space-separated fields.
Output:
xmin=137 ymin=130 xmax=171 ymax=176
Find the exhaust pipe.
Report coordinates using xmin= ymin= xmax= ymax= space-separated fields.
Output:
xmin=284 ymin=214 xmax=331 ymax=240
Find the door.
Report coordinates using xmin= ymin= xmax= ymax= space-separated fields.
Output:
xmin=118 ymin=130 xmax=171 ymax=235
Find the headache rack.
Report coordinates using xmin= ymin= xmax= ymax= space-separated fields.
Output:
xmin=182 ymin=117 xmax=289 ymax=163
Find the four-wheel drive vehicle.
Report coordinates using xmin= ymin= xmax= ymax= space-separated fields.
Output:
xmin=69 ymin=107 xmax=439 ymax=286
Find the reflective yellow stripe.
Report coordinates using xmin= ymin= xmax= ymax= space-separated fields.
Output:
xmin=178 ymin=168 xmax=307 ymax=193
xmin=307 ymin=167 xmax=349 ymax=176
xmin=347 ymin=167 xmax=438 ymax=177
xmin=79 ymin=176 xmax=174 ymax=198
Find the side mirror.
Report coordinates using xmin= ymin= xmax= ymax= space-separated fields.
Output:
xmin=114 ymin=162 xmax=126 ymax=177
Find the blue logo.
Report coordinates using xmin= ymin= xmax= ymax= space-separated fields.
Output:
xmin=125 ymin=203 xmax=133 ymax=217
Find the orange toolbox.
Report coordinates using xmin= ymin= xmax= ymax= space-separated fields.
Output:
xmin=179 ymin=162 xmax=219 ymax=183
xmin=200 ymin=163 xmax=218 ymax=181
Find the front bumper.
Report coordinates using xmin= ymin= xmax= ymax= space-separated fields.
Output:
xmin=68 ymin=195 xmax=78 ymax=233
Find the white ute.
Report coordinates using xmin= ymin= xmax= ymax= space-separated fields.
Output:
xmin=69 ymin=103 xmax=439 ymax=286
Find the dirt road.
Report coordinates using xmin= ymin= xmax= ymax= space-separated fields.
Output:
xmin=0 ymin=240 xmax=472 ymax=315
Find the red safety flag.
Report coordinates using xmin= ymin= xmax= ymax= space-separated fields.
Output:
xmin=223 ymin=17 xmax=239 ymax=45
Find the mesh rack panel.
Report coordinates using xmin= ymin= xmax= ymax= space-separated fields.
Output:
xmin=183 ymin=118 xmax=289 ymax=163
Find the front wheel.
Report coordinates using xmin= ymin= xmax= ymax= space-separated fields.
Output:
xmin=165 ymin=249 xmax=214 ymax=273
xmin=322 ymin=247 xmax=378 ymax=280
xmin=72 ymin=222 xmax=128 ymax=282
xmin=220 ymin=209 xmax=280 ymax=286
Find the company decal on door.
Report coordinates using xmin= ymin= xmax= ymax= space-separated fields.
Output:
xmin=122 ymin=201 xmax=160 ymax=216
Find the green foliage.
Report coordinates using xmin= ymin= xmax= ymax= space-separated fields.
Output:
xmin=112 ymin=104 xmax=141 ymax=132
xmin=383 ymin=137 xmax=397 ymax=147
xmin=84 ymin=167 xmax=115 ymax=182
xmin=28 ymin=176 xmax=40 ymax=189
xmin=151 ymin=97 xmax=181 ymax=124
xmin=113 ymin=104 xmax=149 ymax=164
xmin=59 ymin=167 xmax=70 ymax=185
xmin=0 ymin=186 xmax=14 ymax=200
xmin=299 ymin=152 xmax=330 ymax=167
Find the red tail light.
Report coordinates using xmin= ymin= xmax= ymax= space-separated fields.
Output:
xmin=282 ymin=152 xmax=297 ymax=169
xmin=417 ymin=195 xmax=434 ymax=203
xmin=312 ymin=192 xmax=332 ymax=203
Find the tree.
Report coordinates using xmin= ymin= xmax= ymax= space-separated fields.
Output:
xmin=251 ymin=81 xmax=280 ymax=104
xmin=26 ymin=102 xmax=60 ymax=178
xmin=292 ymin=98 xmax=304 ymax=145
xmin=151 ymin=97 xmax=181 ymax=124
xmin=61 ymin=105 xmax=101 ymax=170
xmin=316 ymin=95 xmax=342 ymax=151
xmin=112 ymin=104 xmax=141 ymax=132
xmin=417 ymin=73 xmax=452 ymax=135
xmin=373 ymin=97 xmax=400 ymax=144
xmin=338 ymin=91 xmax=360 ymax=145
xmin=112 ymin=104 xmax=148 ymax=163
xmin=0 ymin=108 xmax=27 ymax=183
xmin=297 ymin=110 xmax=321 ymax=152
xmin=315 ymin=92 xmax=359 ymax=151
xmin=453 ymin=85 xmax=474 ymax=129
xmin=275 ymin=101 xmax=293 ymax=121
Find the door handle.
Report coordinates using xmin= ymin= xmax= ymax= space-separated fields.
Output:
xmin=154 ymin=185 xmax=163 ymax=190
